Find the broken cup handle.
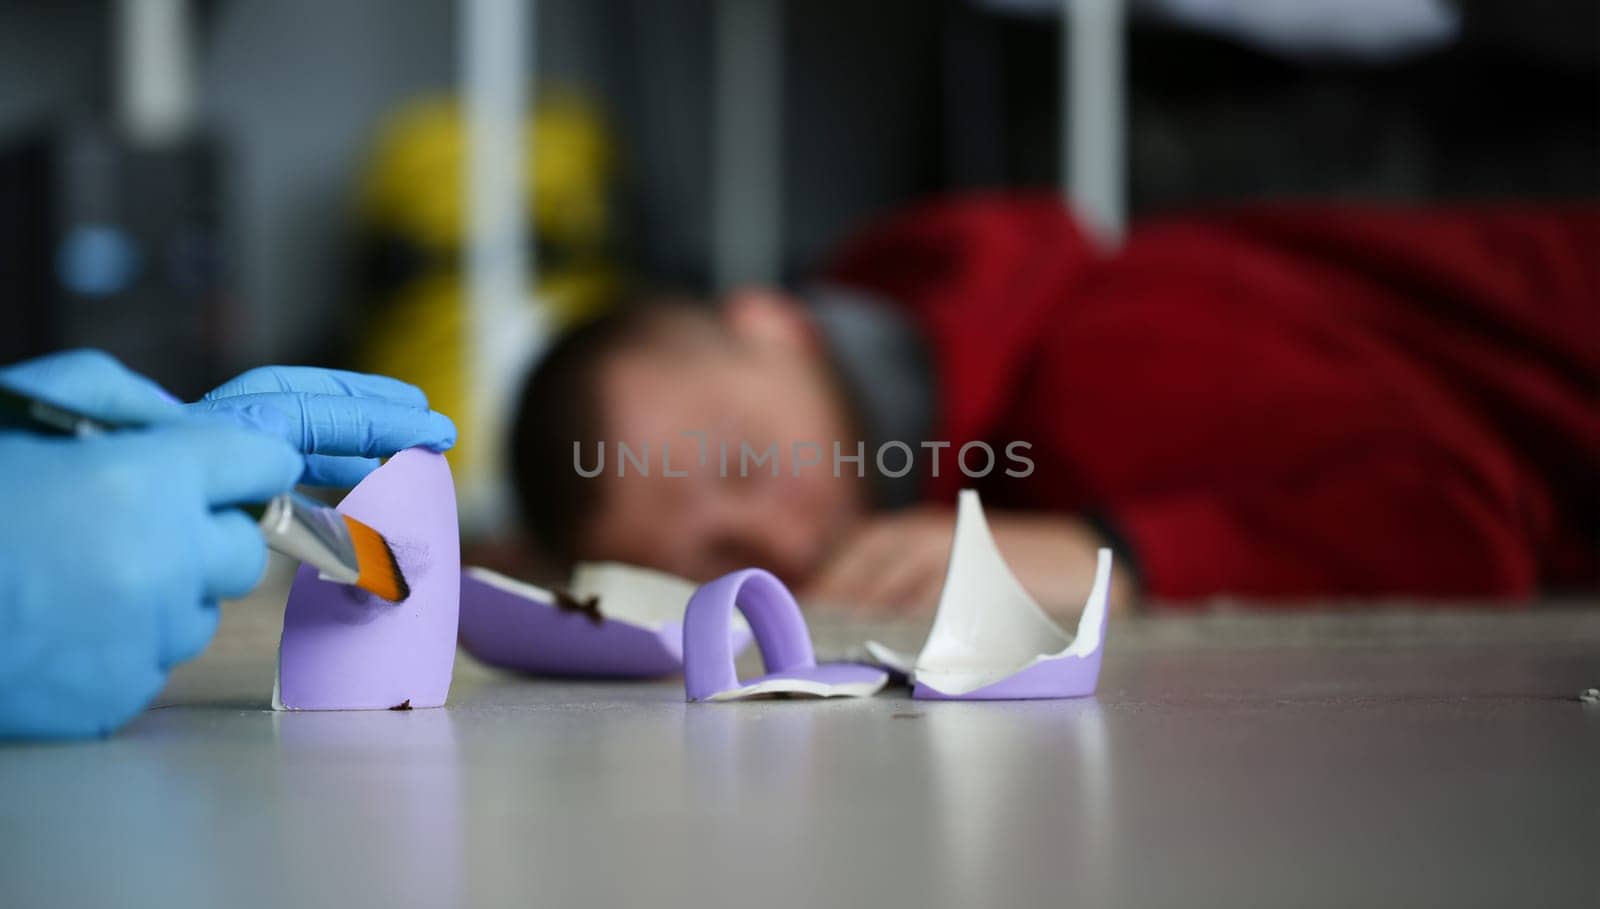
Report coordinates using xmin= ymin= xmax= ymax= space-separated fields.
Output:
xmin=683 ymin=568 xmax=817 ymax=701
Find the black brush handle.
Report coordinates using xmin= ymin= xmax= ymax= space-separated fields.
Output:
xmin=0 ymin=385 xmax=276 ymax=521
xmin=0 ymin=385 xmax=118 ymax=436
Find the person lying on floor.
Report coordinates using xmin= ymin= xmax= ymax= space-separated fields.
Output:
xmin=510 ymin=195 xmax=1599 ymax=614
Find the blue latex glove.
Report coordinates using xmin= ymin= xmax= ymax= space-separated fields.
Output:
xmin=187 ymin=366 xmax=457 ymax=487
xmin=0 ymin=347 xmax=184 ymax=425
xmin=0 ymin=351 xmax=303 ymax=739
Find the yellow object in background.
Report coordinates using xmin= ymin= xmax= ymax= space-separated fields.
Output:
xmin=355 ymin=91 xmax=619 ymax=489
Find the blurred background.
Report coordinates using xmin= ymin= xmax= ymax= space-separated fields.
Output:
xmin=1 ymin=0 xmax=1595 ymax=528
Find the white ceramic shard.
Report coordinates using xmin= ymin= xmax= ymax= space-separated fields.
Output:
xmin=870 ymin=489 xmax=1111 ymax=700
xmin=569 ymin=562 xmax=725 ymax=631
xmin=859 ymin=641 xmax=917 ymax=679
xmin=701 ymin=666 xmax=888 ymax=702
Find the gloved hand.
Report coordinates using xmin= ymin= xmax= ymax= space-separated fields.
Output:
xmin=0 ymin=350 xmax=303 ymax=739
xmin=0 ymin=347 xmax=184 ymax=425
xmin=187 ymin=366 xmax=457 ymax=487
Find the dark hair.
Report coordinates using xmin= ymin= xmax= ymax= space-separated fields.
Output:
xmin=509 ymin=296 xmax=714 ymax=565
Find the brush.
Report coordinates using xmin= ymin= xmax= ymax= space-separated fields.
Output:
xmin=0 ymin=383 xmax=411 ymax=603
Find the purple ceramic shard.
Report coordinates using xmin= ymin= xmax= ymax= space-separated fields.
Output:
xmin=458 ymin=565 xmax=753 ymax=678
xmin=275 ymin=448 xmax=459 ymax=710
xmin=911 ymin=643 xmax=1103 ymax=700
xmin=684 ymin=568 xmax=888 ymax=702
xmin=902 ymin=490 xmax=1112 ymax=701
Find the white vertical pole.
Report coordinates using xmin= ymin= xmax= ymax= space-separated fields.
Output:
xmin=712 ymin=0 xmax=784 ymax=291
xmin=1062 ymin=0 xmax=1126 ymax=247
xmin=115 ymin=0 xmax=196 ymax=147
xmin=462 ymin=0 xmax=538 ymax=533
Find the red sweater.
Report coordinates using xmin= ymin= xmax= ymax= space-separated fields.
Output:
xmin=828 ymin=195 xmax=1599 ymax=601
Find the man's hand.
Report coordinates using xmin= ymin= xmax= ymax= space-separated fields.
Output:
xmin=802 ymin=507 xmax=1133 ymax=617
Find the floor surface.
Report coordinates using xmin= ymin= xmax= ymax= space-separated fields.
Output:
xmin=3 ymin=566 xmax=1597 ymax=908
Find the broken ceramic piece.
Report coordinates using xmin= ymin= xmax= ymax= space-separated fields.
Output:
xmin=872 ymin=489 xmax=1112 ymax=700
xmin=458 ymin=562 xmax=753 ymax=678
xmin=859 ymin=641 xmax=917 ymax=681
xmin=684 ymin=568 xmax=888 ymax=702
xmin=274 ymin=448 xmax=460 ymax=710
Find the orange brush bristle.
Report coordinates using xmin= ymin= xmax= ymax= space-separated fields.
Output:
xmin=343 ymin=515 xmax=410 ymax=603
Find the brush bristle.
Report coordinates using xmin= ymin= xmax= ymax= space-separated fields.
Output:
xmin=344 ymin=516 xmax=410 ymax=603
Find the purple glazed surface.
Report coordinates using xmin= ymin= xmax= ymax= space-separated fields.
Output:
xmin=277 ymin=448 xmax=460 ymax=710
xmin=912 ymin=648 xmax=1104 ymax=701
xmin=457 ymin=572 xmax=753 ymax=678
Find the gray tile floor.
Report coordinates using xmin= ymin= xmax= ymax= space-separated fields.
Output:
xmin=3 ymin=570 xmax=1598 ymax=909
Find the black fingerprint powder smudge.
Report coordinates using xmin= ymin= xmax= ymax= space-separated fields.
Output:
xmin=328 ymin=535 xmax=434 ymax=623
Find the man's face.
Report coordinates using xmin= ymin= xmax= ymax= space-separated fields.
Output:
xmin=576 ymin=306 xmax=866 ymax=584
